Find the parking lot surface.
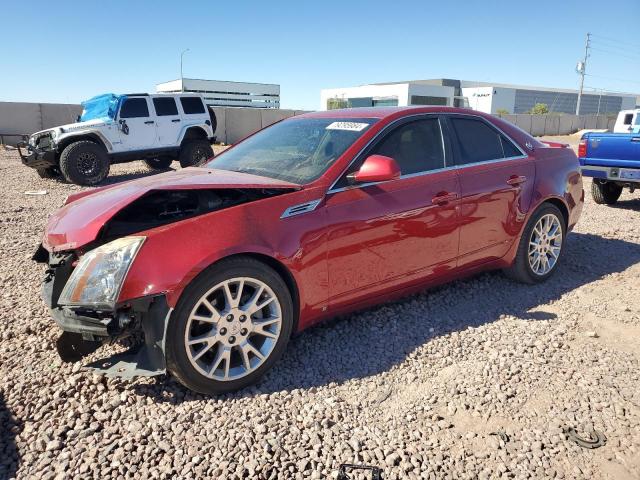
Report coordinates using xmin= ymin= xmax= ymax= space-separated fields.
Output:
xmin=0 ymin=146 xmax=639 ymax=479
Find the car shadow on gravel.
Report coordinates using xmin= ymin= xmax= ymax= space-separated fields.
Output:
xmin=0 ymin=393 xmax=21 ymax=479
xmin=608 ymin=198 xmax=640 ymax=211
xmin=133 ymin=232 xmax=640 ymax=402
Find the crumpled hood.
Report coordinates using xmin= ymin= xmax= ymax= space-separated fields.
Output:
xmin=43 ymin=167 xmax=300 ymax=252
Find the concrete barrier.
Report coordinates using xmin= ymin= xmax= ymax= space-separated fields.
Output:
xmin=0 ymin=101 xmax=621 ymax=146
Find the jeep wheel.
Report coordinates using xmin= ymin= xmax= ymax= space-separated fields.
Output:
xmin=36 ymin=167 xmax=59 ymax=179
xmin=144 ymin=156 xmax=173 ymax=170
xmin=59 ymin=140 xmax=110 ymax=186
xmin=591 ymin=180 xmax=622 ymax=205
xmin=179 ymin=140 xmax=213 ymax=168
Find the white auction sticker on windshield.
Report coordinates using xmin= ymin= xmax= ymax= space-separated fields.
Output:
xmin=325 ymin=121 xmax=369 ymax=131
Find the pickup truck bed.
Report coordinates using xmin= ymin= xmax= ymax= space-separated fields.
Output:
xmin=579 ymin=132 xmax=640 ymax=205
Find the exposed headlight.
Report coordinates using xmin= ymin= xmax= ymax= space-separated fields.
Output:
xmin=58 ymin=236 xmax=145 ymax=309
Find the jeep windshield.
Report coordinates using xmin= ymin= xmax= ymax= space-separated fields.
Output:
xmin=206 ymin=117 xmax=377 ymax=184
xmin=79 ymin=93 xmax=123 ymax=123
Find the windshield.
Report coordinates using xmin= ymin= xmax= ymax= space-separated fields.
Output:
xmin=206 ymin=117 xmax=377 ymax=183
xmin=80 ymin=93 xmax=123 ymax=123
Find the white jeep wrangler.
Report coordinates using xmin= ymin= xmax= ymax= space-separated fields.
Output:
xmin=19 ymin=93 xmax=216 ymax=185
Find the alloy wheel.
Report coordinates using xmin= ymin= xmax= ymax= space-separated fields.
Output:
xmin=184 ymin=277 xmax=282 ymax=381
xmin=528 ymin=213 xmax=563 ymax=276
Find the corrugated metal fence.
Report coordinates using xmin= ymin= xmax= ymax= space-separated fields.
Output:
xmin=0 ymin=101 xmax=616 ymax=146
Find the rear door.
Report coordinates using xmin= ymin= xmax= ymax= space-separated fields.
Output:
xmin=324 ymin=115 xmax=461 ymax=307
xmin=117 ymin=97 xmax=157 ymax=151
xmin=445 ymin=114 xmax=535 ymax=268
xmin=152 ymin=97 xmax=182 ymax=146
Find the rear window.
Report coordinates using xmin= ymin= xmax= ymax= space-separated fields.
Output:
xmin=119 ymin=98 xmax=149 ymax=118
xmin=153 ymin=97 xmax=179 ymax=116
xmin=180 ymin=97 xmax=206 ymax=114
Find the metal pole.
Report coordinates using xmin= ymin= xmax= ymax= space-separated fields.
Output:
xmin=597 ymin=90 xmax=602 ymax=116
xmin=576 ymin=33 xmax=590 ymax=115
xmin=180 ymin=48 xmax=190 ymax=92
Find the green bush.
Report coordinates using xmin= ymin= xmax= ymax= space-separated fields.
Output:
xmin=496 ymin=108 xmax=510 ymax=115
xmin=528 ymin=103 xmax=549 ymax=115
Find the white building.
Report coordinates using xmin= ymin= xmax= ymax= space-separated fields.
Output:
xmin=321 ymin=79 xmax=638 ymax=115
xmin=320 ymin=82 xmax=456 ymax=111
xmin=157 ymin=78 xmax=280 ymax=109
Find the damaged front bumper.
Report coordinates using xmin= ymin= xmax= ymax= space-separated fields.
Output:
xmin=18 ymin=141 xmax=57 ymax=169
xmin=38 ymin=246 xmax=172 ymax=379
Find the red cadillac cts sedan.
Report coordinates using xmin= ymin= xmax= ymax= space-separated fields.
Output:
xmin=37 ymin=107 xmax=583 ymax=394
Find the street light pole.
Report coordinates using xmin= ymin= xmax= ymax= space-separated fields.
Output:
xmin=576 ymin=33 xmax=590 ymax=115
xmin=180 ymin=48 xmax=190 ymax=92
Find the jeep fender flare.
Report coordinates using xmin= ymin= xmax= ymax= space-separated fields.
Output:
xmin=178 ymin=125 xmax=212 ymax=146
xmin=56 ymin=132 xmax=112 ymax=155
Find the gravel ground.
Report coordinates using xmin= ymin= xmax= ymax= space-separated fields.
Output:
xmin=1 ymin=145 xmax=639 ymax=479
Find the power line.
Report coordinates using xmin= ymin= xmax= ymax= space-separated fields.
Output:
xmin=590 ymin=47 xmax=640 ymax=61
xmin=585 ymin=73 xmax=640 ymax=86
xmin=591 ymin=39 xmax=640 ymax=54
xmin=590 ymin=33 xmax=640 ymax=51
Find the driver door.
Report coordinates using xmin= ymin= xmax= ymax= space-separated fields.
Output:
xmin=324 ymin=116 xmax=461 ymax=308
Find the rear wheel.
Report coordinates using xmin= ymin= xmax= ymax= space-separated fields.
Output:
xmin=179 ymin=139 xmax=213 ymax=168
xmin=144 ymin=156 xmax=173 ymax=170
xmin=591 ymin=180 xmax=622 ymax=205
xmin=166 ymin=257 xmax=293 ymax=394
xmin=59 ymin=140 xmax=110 ymax=186
xmin=504 ymin=203 xmax=565 ymax=284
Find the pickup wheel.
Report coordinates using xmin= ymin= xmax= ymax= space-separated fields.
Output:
xmin=144 ymin=156 xmax=173 ymax=170
xmin=59 ymin=140 xmax=110 ymax=186
xmin=591 ymin=180 xmax=622 ymax=205
xmin=179 ymin=139 xmax=213 ymax=168
xmin=166 ymin=257 xmax=293 ymax=395
xmin=504 ymin=203 xmax=565 ymax=284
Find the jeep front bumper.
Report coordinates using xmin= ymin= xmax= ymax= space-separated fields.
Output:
xmin=39 ymin=245 xmax=172 ymax=378
xmin=18 ymin=141 xmax=57 ymax=169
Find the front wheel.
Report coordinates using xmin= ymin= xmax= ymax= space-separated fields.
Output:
xmin=179 ymin=139 xmax=213 ymax=168
xmin=504 ymin=203 xmax=565 ymax=284
xmin=59 ymin=140 xmax=110 ymax=186
xmin=166 ymin=257 xmax=293 ymax=394
xmin=591 ymin=180 xmax=622 ymax=205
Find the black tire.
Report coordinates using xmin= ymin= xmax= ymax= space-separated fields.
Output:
xmin=144 ymin=156 xmax=173 ymax=170
xmin=504 ymin=203 xmax=566 ymax=284
xmin=207 ymin=106 xmax=218 ymax=135
xmin=591 ymin=180 xmax=622 ymax=205
xmin=178 ymin=139 xmax=213 ymax=168
xmin=166 ymin=257 xmax=294 ymax=395
xmin=59 ymin=140 xmax=110 ymax=186
xmin=36 ymin=167 xmax=59 ymax=179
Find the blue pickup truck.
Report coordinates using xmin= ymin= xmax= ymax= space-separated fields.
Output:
xmin=579 ymin=132 xmax=640 ymax=205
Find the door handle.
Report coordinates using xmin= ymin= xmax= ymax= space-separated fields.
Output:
xmin=432 ymin=192 xmax=458 ymax=205
xmin=172 ymin=119 xmax=181 ymax=123
xmin=144 ymin=120 xmax=155 ymax=125
xmin=631 ymin=137 xmax=640 ymax=142
xmin=507 ymin=175 xmax=527 ymax=186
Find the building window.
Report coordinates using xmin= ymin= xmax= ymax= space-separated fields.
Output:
xmin=327 ymin=98 xmax=349 ymax=110
xmin=373 ymin=98 xmax=398 ymax=107
xmin=410 ymin=95 xmax=447 ymax=106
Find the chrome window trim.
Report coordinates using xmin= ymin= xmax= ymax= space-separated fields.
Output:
xmin=326 ymin=112 xmax=529 ymax=195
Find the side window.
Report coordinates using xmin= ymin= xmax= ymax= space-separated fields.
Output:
xmin=153 ymin=97 xmax=178 ymax=116
xmin=180 ymin=96 xmax=206 ymax=114
xmin=500 ymin=135 xmax=522 ymax=158
xmin=119 ymin=98 xmax=149 ymax=118
xmin=449 ymin=117 xmax=505 ymax=165
xmin=370 ymin=118 xmax=445 ymax=175
xmin=623 ymin=113 xmax=633 ymax=125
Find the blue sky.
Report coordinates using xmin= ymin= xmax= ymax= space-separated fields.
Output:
xmin=1 ymin=0 xmax=639 ymax=110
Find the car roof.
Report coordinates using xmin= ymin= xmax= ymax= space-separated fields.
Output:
xmin=299 ymin=106 xmax=488 ymax=120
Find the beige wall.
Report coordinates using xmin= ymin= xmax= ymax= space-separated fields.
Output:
xmin=0 ymin=101 xmax=619 ymax=146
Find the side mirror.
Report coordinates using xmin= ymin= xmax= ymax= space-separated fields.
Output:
xmin=118 ymin=119 xmax=129 ymax=135
xmin=347 ymin=154 xmax=401 ymax=184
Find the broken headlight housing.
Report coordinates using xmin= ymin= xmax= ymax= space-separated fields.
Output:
xmin=58 ymin=236 xmax=145 ymax=309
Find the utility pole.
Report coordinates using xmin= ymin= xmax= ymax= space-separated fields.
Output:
xmin=180 ymin=48 xmax=190 ymax=92
xmin=576 ymin=33 xmax=590 ymax=115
